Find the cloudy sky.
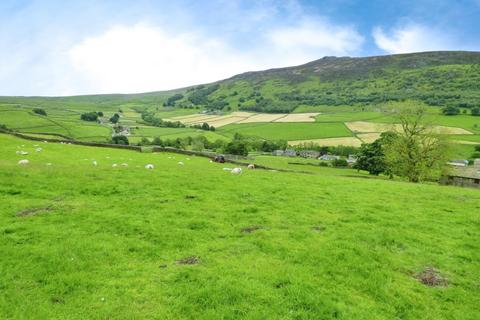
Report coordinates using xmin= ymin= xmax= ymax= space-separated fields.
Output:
xmin=1 ymin=0 xmax=479 ymax=96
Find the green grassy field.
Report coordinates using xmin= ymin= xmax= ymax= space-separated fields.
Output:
xmin=1 ymin=133 xmax=479 ymax=319
xmin=218 ymin=122 xmax=353 ymax=141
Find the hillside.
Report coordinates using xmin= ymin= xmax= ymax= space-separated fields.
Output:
xmin=1 ymin=133 xmax=479 ymax=319
xmin=178 ymin=51 xmax=480 ymax=113
xmin=2 ymin=51 xmax=480 ymax=113
xmin=0 ymin=51 xmax=479 ymax=158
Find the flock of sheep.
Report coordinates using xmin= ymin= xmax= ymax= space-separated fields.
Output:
xmin=15 ymin=142 xmax=255 ymax=174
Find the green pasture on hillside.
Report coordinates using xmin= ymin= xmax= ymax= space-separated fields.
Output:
xmin=1 ymin=133 xmax=479 ymax=319
xmin=219 ymin=122 xmax=353 ymax=140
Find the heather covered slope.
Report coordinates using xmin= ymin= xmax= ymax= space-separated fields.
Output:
xmin=1 ymin=133 xmax=479 ymax=319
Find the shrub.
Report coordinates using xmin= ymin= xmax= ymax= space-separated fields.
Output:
xmin=471 ymin=107 xmax=480 ymax=116
xmin=80 ymin=112 xmax=98 ymax=122
xmin=110 ymin=113 xmax=120 ymax=124
xmin=332 ymin=158 xmax=348 ymax=167
xmin=33 ymin=108 xmax=47 ymax=116
xmin=110 ymin=135 xmax=129 ymax=145
xmin=442 ymin=106 xmax=460 ymax=116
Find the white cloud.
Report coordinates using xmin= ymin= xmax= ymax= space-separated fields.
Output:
xmin=67 ymin=20 xmax=364 ymax=94
xmin=69 ymin=24 xmax=256 ymax=94
xmin=267 ymin=19 xmax=364 ymax=63
xmin=372 ymin=24 xmax=452 ymax=54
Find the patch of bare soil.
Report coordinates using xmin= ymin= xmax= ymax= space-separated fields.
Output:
xmin=51 ymin=296 xmax=64 ymax=304
xmin=241 ymin=226 xmax=264 ymax=233
xmin=177 ymin=256 xmax=199 ymax=265
xmin=415 ymin=267 xmax=448 ymax=287
xmin=17 ymin=205 xmax=53 ymax=217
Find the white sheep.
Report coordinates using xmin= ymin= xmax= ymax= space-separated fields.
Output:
xmin=35 ymin=147 xmax=42 ymax=152
xmin=121 ymin=163 xmax=128 ymax=167
xmin=178 ymin=162 xmax=184 ymax=166
xmin=145 ymin=164 xmax=154 ymax=169
xmin=18 ymin=159 xmax=29 ymax=165
xmin=17 ymin=151 xmax=28 ymax=155
xmin=112 ymin=163 xmax=118 ymax=168
xmin=231 ymin=168 xmax=242 ymax=174
xmin=222 ymin=167 xmax=232 ymax=171
xmin=247 ymin=164 xmax=255 ymax=169
xmin=93 ymin=161 xmax=97 ymax=166
xmin=46 ymin=163 xmax=52 ymax=166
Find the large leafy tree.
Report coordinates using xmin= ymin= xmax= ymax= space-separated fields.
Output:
xmin=384 ymin=105 xmax=450 ymax=182
xmin=354 ymin=132 xmax=396 ymax=175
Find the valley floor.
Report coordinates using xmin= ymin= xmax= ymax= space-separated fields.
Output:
xmin=1 ymin=134 xmax=479 ymax=319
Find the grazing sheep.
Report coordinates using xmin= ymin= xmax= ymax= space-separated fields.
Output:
xmin=121 ymin=163 xmax=128 ymax=167
xmin=33 ymin=144 xmax=39 ymax=147
xmin=17 ymin=151 xmax=28 ymax=155
xmin=231 ymin=168 xmax=242 ymax=174
xmin=222 ymin=167 xmax=232 ymax=171
xmin=18 ymin=159 xmax=29 ymax=165
xmin=145 ymin=164 xmax=154 ymax=169
xmin=35 ymin=147 xmax=42 ymax=152
xmin=92 ymin=161 xmax=97 ymax=166
xmin=112 ymin=163 xmax=118 ymax=168
xmin=178 ymin=162 xmax=184 ymax=166
xmin=247 ymin=164 xmax=255 ymax=169
xmin=46 ymin=163 xmax=52 ymax=166
xmin=186 ymin=158 xmax=190 ymax=161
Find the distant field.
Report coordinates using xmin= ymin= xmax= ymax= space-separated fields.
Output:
xmin=169 ymin=112 xmax=320 ymax=128
xmin=219 ymin=122 xmax=353 ymax=141
xmin=1 ymin=103 xmax=479 ymax=157
xmin=346 ymin=121 xmax=472 ymax=135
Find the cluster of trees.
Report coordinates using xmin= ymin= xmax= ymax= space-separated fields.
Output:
xmin=188 ymin=84 xmax=220 ymax=105
xmin=140 ymin=111 xmax=185 ymax=128
xmin=191 ymin=122 xmax=216 ymax=131
xmin=110 ymin=113 xmax=120 ymax=124
xmin=110 ymin=135 xmax=129 ymax=145
xmin=33 ymin=108 xmax=47 ymax=116
xmin=355 ymin=105 xmax=450 ymax=182
xmin=80 ymin=111 xmax=106 ymax=122
xmin=137 ymin=132 xmax=287 ymax=156
xmin=442 ymin=105 xmax=480 ymax=116
xmin=469 ymin=145 xmax=480 ymax=161
xmin=164 ymin=94 xmax=184 ymax=107
xmin=80 ymin=112 xmax=100 ymax=122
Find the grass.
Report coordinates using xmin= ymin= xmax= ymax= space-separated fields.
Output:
xmin=218 ymin=122 xmax=353 ymax=140
xmin=1 ymin=98 xmax=479 ymax=158
xmin=1 ymin=133 xmax=479 ymax=319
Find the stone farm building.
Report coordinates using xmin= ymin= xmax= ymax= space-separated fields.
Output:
xmin=299 ymin=150 xmax=320 ymax=158
xmin=441 ymin=159 xmax=480 ymax=189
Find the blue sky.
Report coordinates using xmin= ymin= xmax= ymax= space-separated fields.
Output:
xmin=0 ymin=0 xmax=479 ymax=96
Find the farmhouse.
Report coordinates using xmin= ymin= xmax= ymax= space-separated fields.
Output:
xmin=441 ymin=159 xmax=480 ymax=188
xmin=299 ymin=150 xmax=320 ymax=158
xmin=273 ymin=150 xmax=284 ymax=156
xmin=284 ymin=149 xmax=297 ymax=157
xmin=319 ymin=154 xmax=340 ymax=161
xmin=272 ymin=149 xmax=297 ymax=157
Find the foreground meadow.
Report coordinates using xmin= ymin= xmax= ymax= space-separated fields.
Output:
xmin=0 ymin=133 xmax=479 ymax=319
